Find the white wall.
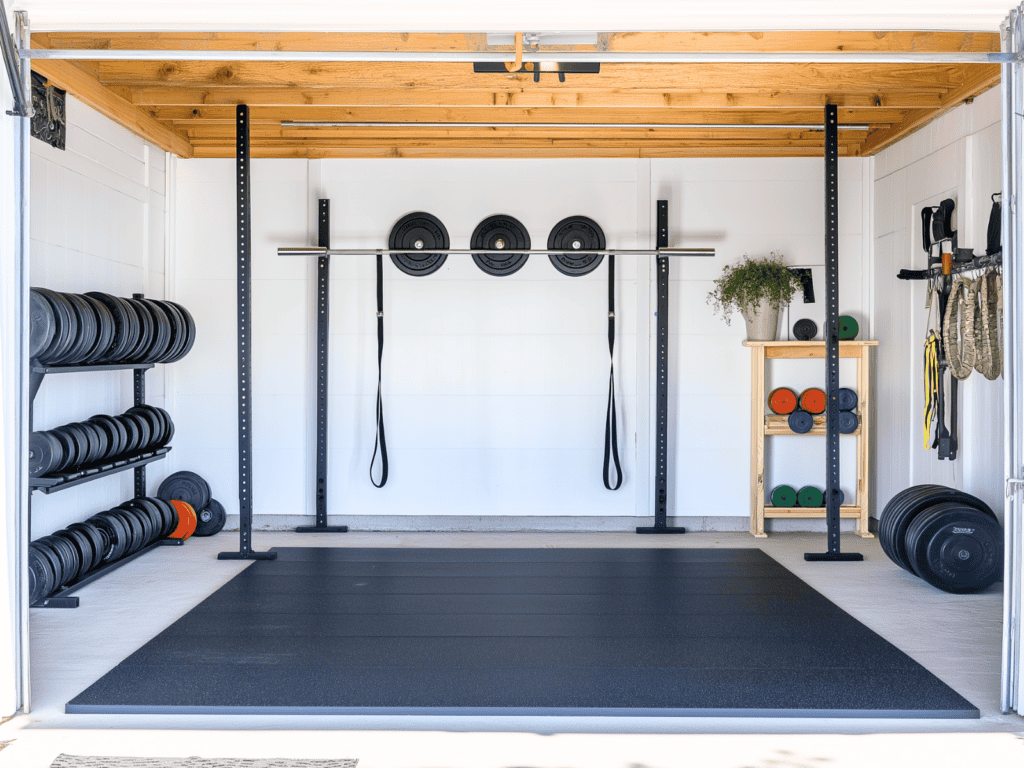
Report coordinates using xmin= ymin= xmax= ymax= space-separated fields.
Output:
xmin=872 ymin=85 xmax=1004 ymax=517
xmin=29 ymin=97 xmax=170 ymax=538
xmin=174 ymin=155 xmax=868 ymax=529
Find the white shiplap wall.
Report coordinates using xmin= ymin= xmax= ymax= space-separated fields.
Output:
xmin=173 ymin=156 xmax=868 ymax=528
xmin=872 ymin=85 xmax=1004 ymax=517
xmin=29 ymin=97 xmax=170 ymax=538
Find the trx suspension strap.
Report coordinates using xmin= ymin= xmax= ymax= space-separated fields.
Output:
xmin=370 ymin=253 xmax=389 ymax=487
xmin=603 ymin=253 xmax=622 ymax=490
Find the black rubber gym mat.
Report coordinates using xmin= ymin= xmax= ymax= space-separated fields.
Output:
xmin=66 ymin=547 xmax=979 ymax=717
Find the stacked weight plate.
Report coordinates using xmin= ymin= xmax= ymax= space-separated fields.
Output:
xmin=29 ymin=405 xmax=174 ymax=478
xmin=879 ymin=484 xmax=1003 ymax=593
xmin=30 ymin=288 xmax=196 ymax=366
xmin=29 ymin=496 xmax=186 ymax=605
xmin=157 ymin=471 xmax=226 ymax=537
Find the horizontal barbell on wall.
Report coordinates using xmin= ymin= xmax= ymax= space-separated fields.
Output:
xmin=278 ymin=247 xmax=716 ymax=258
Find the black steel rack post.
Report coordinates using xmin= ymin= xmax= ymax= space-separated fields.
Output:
xmin=219 ymin=104 xmax=276 ymax=561
xmin=297 ymin=199 xmax=348 ymax=533
xmin=806 ymin=104 xmax=863 ymax=562
xmin=637 ymin=200 xmax=686 ymax=534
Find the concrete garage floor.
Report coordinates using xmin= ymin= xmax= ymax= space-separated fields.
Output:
xmin=1 ymin=531 xmax=1023 ymax=767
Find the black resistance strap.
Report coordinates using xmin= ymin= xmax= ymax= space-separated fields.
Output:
xmin=370 ymin=253 xmax=389 ymax=487
xmin=603 ymin=254 xmax=623 ymax=490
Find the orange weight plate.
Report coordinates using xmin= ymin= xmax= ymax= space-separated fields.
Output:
xmin=767 ymin=387 xmax=797 ymax=415
xmin=799 ymin=387 xmax=827 ymax=415
xmin=169 ymin=499 xmax=198 ymax=540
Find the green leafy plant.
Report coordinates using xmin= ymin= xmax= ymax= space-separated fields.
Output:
xmin=706 ymin=253 xmax=803 ymax=325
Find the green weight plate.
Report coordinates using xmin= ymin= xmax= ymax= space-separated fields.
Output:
xmin=838 ymin=315 xmax=859 ymax=340
xmin=769 ymin=485 xmax=797 ymax=507
xmin=796 ymin=486 xmax=824 ymax=508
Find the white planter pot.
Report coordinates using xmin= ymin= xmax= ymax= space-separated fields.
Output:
xmin=740 ymin=299 xmax=781 ymax=341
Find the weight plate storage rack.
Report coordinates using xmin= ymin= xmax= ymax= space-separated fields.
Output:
xmin=28 ymin=293 xmax=184 ymax=609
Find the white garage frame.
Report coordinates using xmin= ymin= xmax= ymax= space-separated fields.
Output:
xmin=3 ymin=4 xmax=1024 ymax=716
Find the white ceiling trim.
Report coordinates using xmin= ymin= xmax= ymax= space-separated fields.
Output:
xmin=12 ymin=0 xmax=1012 ymax=33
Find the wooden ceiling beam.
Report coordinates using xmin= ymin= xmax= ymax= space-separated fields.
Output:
xmin=29 ymin=59 xmax=193 ymax=158
xmin=32 ymin=31 xmax=999 ymax=54
xmin=190 ymin=145 xmax=859 ymax=159
xmin=87 ymin=61 xmax=972 ymax=92
xmin=151 ymin=105 xmax=904 ymax=126
xmin=126 ymin=87 xmax=946 ymax=110
xmin=859 ymin=67 xmax=1001 ymax=155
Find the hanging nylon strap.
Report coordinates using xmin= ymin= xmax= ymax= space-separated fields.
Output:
xmin=603 ymin=254 xmax=622 ymax=490
xmin=370 ymin=254 xmax=389 ymax=487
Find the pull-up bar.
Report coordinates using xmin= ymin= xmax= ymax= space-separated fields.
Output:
xmin=279 ymin=247 xmax=715 ymax=258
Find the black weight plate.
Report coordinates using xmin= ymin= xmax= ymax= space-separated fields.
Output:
xmin=121 ymin=500 xmax=156 ymax=546
xmin=388 ymin=212 xmax=450 ymax=277
xmin=90 ymin=512 xmax=128 ymax=562
xmin=792 ymin=318 xmax=818 ymax=341
xmin=92 ymin=414 xmax=128 ymax=458
xmin=49 ymin=426 xmax=77 ymax=471
xmin=471 ymin=214 xmax=530 ymax=276
xmin=151 ymin=300 xmax=185 ymax=363
xmin=787 ymin=409 xmax=813 ymax=434
xmin=117 ymin=414 xmax=142 ymax=455
xmin=123 ymin=298 xmax=154 ymax=363
xmin=905 ymin=503 xmax=1003 ymax=593
xmin=125 ymin=412 xmax=152 ymax=453
xmin=76 ymin=520 xmax=110 ymax=561
xmin=878 ymin=485 xmax=995 ymax=574
xmin=70 ymin=292 xmax=104 ymax=364
xmin=837 ymin=387 xmax=858 ymax=412
xmin=149 ymin=497 xmax=177 ymax=537
xmin=547 ymin=216 xmax=606 ymax=276
xmin=151 ymin=406 xmax=174 ymax=446
xmin=837 ymin=411 xmax=859 ymax=434
xmin=101 ymin=510 xmax=135 ymax=558
xmin=60 ymin=527 xmax=94 ymax=581
xmin=34 ymin=288 xmax=76 ymax=364
xmin=28 ymin=543 xmax=56 ymax=603
xmin=72 ymin=521 xmax=109 ymax=567
xmin=157 ymin=470 xmax=212 ymax=512
xmin=66 ymin=522 xmax=103 ymax=575
xmin=194 ymin=498 xmax=227 ymax=537
xmin=85 ymin=416 xmax=117 ymax=462
xmin=147 ymin=406 xmax=169 ymax=446
xmin=127 ymin=406 xmax=162 ymax=450
xmin=138 ymin=298 xmax=172 ymax=363
xmin=75 ymin=421 xmax=103 ymax=465
xmin=61 ymin=293 xmax=97 ymax=365
xmin=28 ymin=431 xmax=63 ymax=477
xmin=139 ymin=498 xmax=168 ymax=542
xmin=157 ymin=300 xmax=188 ymax=363
xmin=38 ymin=535 xmax=76 ymax=589
xmin=29 ymin=289 xmax=56 ymax=360
xmin=28 ymin=544 xmax=58 ymax=606
xmin=110 ymin=508 xmax=146 ymax=555
xmin=36 ymin=540 xmax=65 ymax=595
xmin=163 ymin=301 xmax=197 ymax=363
xmin=63 ymin=423 xmax=91 ymax=469
xmin=80 ymin=294 xmax=116 ymax=364
xmin=54 ymin=424 xmax=84 ymax=470
xmin=85 ymin=292 xmax=135 ymax=363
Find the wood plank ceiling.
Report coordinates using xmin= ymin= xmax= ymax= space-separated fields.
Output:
xmin=29 ymin=31 xmax=1001 ymax=160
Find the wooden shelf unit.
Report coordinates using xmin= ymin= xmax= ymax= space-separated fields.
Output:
xmin=744 ymin=340 xmax=878 ymax=538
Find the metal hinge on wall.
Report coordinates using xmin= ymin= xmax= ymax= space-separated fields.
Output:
xmin=30 ymin=71 xmax=65 ymax=149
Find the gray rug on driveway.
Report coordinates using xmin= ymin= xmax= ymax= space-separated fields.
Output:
xmin=50 ymin=757 xmax=358 ymax=768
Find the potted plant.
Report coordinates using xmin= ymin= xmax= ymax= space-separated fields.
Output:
xmin=707 ymin=253 xmax=803 ymax=341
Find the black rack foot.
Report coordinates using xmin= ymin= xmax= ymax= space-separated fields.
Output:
xmin=804 ymin=552 xmax=864 ymax=561
xmin=636 ymin=526 xmax=687 ymax=534
xmin=295 ymin=525 xmax=349 ymax=533
xmin=160 ymin=539 xmax=185 ymax=547
xmin=32 ymin=596 xmax=79 ymax=609
xmin=218 ymin=551 xmax=278 ymax=561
